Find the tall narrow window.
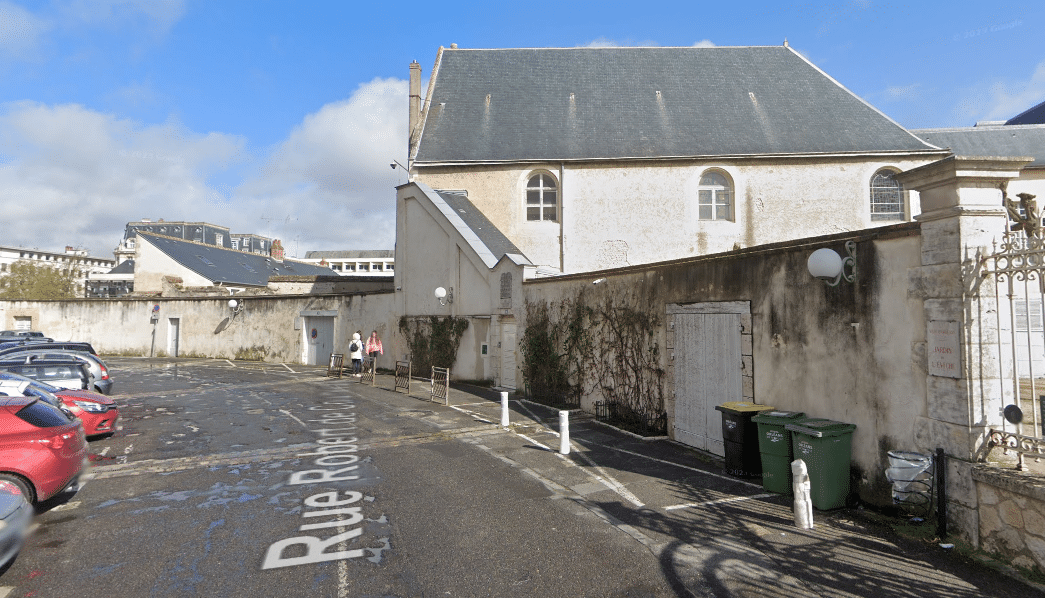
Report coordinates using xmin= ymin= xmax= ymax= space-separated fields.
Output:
xmin=526 ymin=173 xmax=558 ymax=222
xmin=871 ymin=169 xmax=904 ymax=221
xmin=698 ymin=171 xmax=732 ymax=221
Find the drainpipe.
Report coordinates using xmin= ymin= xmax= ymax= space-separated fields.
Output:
xmin=559 ymin=162 xmax=565 ymax=272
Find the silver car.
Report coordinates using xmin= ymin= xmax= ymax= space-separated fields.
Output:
xmin=3 ymin=350 xmax=112 ymax=395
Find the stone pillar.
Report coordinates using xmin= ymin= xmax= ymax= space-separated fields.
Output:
xmin=896 ymin=156 xmax=1032 ymax=546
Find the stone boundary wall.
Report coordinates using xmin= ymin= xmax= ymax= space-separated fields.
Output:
xmin=972 ymin=465 xmax=1045 ymax=573
xmin=0 ymin=292 xmax=396 ymax=368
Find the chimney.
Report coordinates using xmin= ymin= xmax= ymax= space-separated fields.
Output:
xmin=409 ymin=60 xmax=421 ymax=162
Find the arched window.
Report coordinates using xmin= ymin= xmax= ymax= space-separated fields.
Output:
xmin=698 ymin=171 xmax=732 ymax=221
xmin=526 ymin=173 xmax=558 ymax=221
xmin=870 ymin=169 xmax=904 ymax=221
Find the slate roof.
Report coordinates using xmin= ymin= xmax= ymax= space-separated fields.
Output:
xmin=139 ymin=232 xmax=333 ymax=287
xmin=414 ymin=46 xmax=940 ymax=164
xmin=1007 ymin=100 xmax=1045 ymax=126
xmin=435 ymin=190 xmax=526 ymax=264
xmin=910 ymin=125 xmax=1045 ymax=168
xmin=108 ymin=259 xmax=135 ymax=274
xmin=304 ymin=250 xmax=394 ymax=259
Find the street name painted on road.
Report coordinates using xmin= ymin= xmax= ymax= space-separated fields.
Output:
xmin=262 ymin=400 xmax=384 ymax=570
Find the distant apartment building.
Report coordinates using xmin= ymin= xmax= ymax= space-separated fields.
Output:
xmin=300 ymin=250 xmax=394 ymax=276
xmin=114 ymin=219 xmax=274 ymax=264
xmin=0 ymin=244 xmax=115 ymax=297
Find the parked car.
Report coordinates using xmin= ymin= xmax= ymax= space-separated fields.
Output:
xmin=0 ymin=341 xmax=97 ymax=357
xmin=0 ymin=359 xmax=93 ymax=392
xmin=0 ymin=331 xmax=46 ymax=338
xmin=0 ymin=383 xmax=87 ymax=504
xmin=0 ymin=479 xmax=32 ymax=568
xmin=0 ymin=373 xmax=118 ymax=437
xmin=0 ymin=351 xmax=112 ymax=395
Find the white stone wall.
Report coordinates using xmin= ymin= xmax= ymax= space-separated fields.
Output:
xmin=415 ymin=155 xmax=937 ymax=274
xmin=973 ymin=466 xmax=1045 ymax=573
xmin=0 ymin=293 xmax=396 ymax=369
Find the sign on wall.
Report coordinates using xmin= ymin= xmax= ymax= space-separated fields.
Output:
xmin=928 ymin=320 xmax=961 ymax=378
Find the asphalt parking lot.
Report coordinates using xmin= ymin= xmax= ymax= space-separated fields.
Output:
xmin=1 ymin=357 xmax=1041 ymax=598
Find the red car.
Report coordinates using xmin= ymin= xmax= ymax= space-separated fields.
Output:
xmin=0 ymin=373 xmax=118 ymax=437
xmin=49 ymin=389 xmax=119 ymax=437
xmin=0 ymin=392 xmax=88 ymax=504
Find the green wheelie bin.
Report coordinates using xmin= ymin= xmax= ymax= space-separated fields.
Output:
xmin=715 ymin=402 xmax=775 ymax=477
xmin=751 ymin=410 xmax=806 ymax=494
xmin=785 ymin=419 xmax=857 ymax=510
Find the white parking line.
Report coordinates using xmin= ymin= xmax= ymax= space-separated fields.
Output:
xmin=278 ymin=409 xmax=309 ymax=428
xmin=281 ymin=363 xmax=296 ymax=373
xmin=225 ymin=359 xmax=237 ymax=367
xmin=664 ymin=493 xmax=777 ymax=511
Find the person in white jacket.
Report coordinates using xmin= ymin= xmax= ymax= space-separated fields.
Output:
xmin=348 ymin=332 xmax=364 ymax=376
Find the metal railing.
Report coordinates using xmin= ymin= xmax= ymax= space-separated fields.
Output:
xmin=395 ymin=361 xmax=411 ymax=394
xmin=987 ymin=428 xmax=1045 ymax=470
xmin=327 ymin=353 xmax=344 ymax=378
xmin=359 ymin=357 xmax=376 ymax=386
xmin=431 ymin=366 xmax=450 ymax=405
xmin=594 ymin=400 xmax=667 ymax=437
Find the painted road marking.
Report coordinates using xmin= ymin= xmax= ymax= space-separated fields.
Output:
xmin=664 ymin=493 xmax=777 ymax=511
xmin=281 ymin=363 xmax=296 ymax=373
xmin=279 ymin=409 xmax=310 ymax=428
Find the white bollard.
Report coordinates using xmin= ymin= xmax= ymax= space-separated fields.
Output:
xmin=559 ymin=410 xmax=570 ymax=455
xmin=791 ymin=459 xmax=814 ymax=530
xmin=500 ymin=391 xmax=510 ymax=428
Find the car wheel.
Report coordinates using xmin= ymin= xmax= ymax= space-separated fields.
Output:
xmin=0 ymin=473 xmax=35 ymax=505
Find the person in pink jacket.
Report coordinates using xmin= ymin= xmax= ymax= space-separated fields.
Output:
xmin=365 ymin=330 xmax=383 ymax=361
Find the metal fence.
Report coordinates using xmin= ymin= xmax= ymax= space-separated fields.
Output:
xmin=431 ymin=366 xmax=450 ymax=405
xmin=359 ymin=356 xmax=376 ymax=386
xmin=395 ymin=361 xmax=411 ymax=394
xmin=594 ymin=400 xmax=667 ymax=437
xmin=982 ymin=230 xmax=1045 ymax=467
xmin=327 ymin=353 xmax=344 ymax=379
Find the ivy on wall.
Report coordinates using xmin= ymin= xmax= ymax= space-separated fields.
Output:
xmin=521 ymin=289 xmax=665 ymax=429
xmin=398 ymin=315 xmax=470 ymax=375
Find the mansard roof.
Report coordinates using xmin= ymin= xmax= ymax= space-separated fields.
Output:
xmin=413 ymin=46 xmax=941 ymax=164
xmin=138 ymin=232 xmax=333 ymax=287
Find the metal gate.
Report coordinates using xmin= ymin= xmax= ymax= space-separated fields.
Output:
xmin=982 ymin=229 xmax=1045 ymax=465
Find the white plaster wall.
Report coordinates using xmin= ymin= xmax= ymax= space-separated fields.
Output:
xmin=415 ymin=156 xmax=937 ymax=274
xmin=134 ymin=237 xmax=213 ymax=292
xmin=0 ymin=293 xmax=396 ymax=368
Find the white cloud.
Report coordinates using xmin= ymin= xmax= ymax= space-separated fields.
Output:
xmin=0 ymin=77 xmax=408 ymax=260
xmin=885 ymin=83 xmax=920 ymax=100
xmin=59 ymin=0 xmax=186 ymax=34
xmin=0 ymin=1 xmax=47 ymax=57
xmin=692 ymin=39 xmax=716 ymax=48
xmin=240 ymin=78 xmax=408 ymax=254
xmin=980 ymin=60 xmax=1045 ymax=121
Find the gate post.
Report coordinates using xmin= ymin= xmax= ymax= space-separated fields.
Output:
xmin=896 ymin=156 xmax=1031 ymax=548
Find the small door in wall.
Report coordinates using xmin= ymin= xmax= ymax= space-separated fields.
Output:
xmin=168 ymin=318 xmax=180 ymax=357
xmin=673 ymin=312 xmax=742 ymax=456
xmin=305 ymin=316 xmax=335 ymax=366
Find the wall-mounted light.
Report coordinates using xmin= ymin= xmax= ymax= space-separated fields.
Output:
xmin=807 ymin=241 xmax=856 ymax=287
xmin=228 ymin=298 xmax=244 ymax=316
xmin=435 ymin=286 xmax=453 ymax=306
xmin=592 ymin=278 xmax=606 ymax=285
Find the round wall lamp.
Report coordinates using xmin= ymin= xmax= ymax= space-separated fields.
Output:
xmin=435 ymin=286 xmax=454 ymax=306
xmin=807 ymin=241 xmax=857 ymax=287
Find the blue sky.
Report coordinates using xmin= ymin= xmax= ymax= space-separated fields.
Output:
xmin=1 ymin=0 xmax=1043 ymax=258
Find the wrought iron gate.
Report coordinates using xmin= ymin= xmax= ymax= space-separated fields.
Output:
xmin=981 ymin=230 xmax=1045 ymax=467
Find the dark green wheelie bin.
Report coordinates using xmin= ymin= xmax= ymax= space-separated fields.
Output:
xmin=785 ymin=419 xmax=857 ymax=510
xmin=751 ymin=410 xmax=806 ymax=494
xmin=715 ymin=402 xmax=775 ymax=477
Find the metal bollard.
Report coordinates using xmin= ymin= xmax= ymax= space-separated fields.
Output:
xmin=559 ymin=410 xmax=570 ymax=455
xmin=500 ymin=391 xmax=509 ymax=428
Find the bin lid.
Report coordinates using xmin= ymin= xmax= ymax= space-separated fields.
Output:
xmin=751 ymin=410 xmax=806 ymax=424
xmin=715 ymin=402 xmax=775 ymax=414
xmin=785 ymin=418 xmax=856 ymax=438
